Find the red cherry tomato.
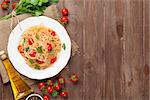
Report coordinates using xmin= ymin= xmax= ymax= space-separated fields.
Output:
xmin=38 ymin=82 xmax=45 ymax=89
xmin=50 ymin=57 xmax=57 ymax=64
xmin=18 ymin=45 xmax=24 ymax=53
xmin=60 ymin=91 xmax=68 ymax=97
xmin=46 ymin=80 xmax=53 ymax=86
xmin=4 ymin=0 xmax=10 ymax=3
xmin=37 ymin=59 xmax=44 ymax=64
xmin=61 ymin=8 xmax=69 ymax=16
xmin=12 ymin=2 xmax=17 ymax=9
xmin=58 ymin=77 xmax=65 ymax=85
xmin=29 ymin=49 xmax=36 ymax=57
xmin=46 ymin=86 xmax=53 ymax=93
xmin=60 ymin=16 xmax=69 ymax=23
xmin=1 ymin=1 xmax=9 ymax=10
xmin=51 ymin=31 xmax=56 ymax=36
xmin=47 ymin=43 xmax=52 ymax=51
xmin=69 ymin=74 xmax=78 ymax=83
xmin=43 ymin=95 xmax=50 ymax=100
xmin=53 ymin=82 xmax=61 ymax=91
xmin=28 ymin=38 xmax=34 ymax=45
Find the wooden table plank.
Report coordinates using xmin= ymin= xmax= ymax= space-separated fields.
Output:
xmin=123 ymin=0 xmax=148 ymax=99
xmin=82 ymin=0 xmax=106 ymax=100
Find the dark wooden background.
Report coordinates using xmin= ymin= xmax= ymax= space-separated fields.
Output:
xmin=0 ymin=0 xmax=149 ymax=100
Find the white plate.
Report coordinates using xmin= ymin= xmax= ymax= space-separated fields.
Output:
xmin=7 ymin=16 xmax=71 ymax=80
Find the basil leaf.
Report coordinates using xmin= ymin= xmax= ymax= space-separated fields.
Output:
xmin=35 ymin=34 xmax=39 ymax=40
xmin=50 ymin=50 xmax=54 ymax=55
xmin=29 ymin=59 xmax=33 ymax=64
xmin=36 ymin=46 xmax=43 ymax=53
xmin=35 ymin=64 xmax=40 ymax=70
xmin=25 ymin=47 xmax=30 ymax=52
xmin=22 ymin=38 xmax=26 ymax=46
xmin=62 ymin=43 xmax=66 ymax=50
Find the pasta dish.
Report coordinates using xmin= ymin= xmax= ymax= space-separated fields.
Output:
xmin=18 ymin=25 xmax=61 ymax=70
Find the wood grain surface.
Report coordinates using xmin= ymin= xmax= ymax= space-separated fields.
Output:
xmin=0 ymin=0 xmax=149 ymax=100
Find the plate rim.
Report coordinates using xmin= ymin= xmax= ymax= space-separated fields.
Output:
xmin=7 ymin=16 xmax=71 ymax=80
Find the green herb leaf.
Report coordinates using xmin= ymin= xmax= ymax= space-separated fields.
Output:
xmin=29 ymin=59 xmax=34 ymax=64
xmin=36 ymin=46 xmax=43 ymax=53
xmin=62 ymin=43 xmax=66 ymax=50
xmin=30 ymin=0 xmax=39 ymax=5
xmin=49 ymin=50 xmax=54 ymax=55
xmin=51 ymin=0 xmax=59 ymax=4
xmin=1 ymin=0 xmax=59 ymax=20
xmin=35 ymin=64 xmax=40 ymax=70
xmin=25 ymin=47 xmax=30 ymax=52
xmin=22 ymin=38 xmax=26 ymax=46
xmin=35 ymin=34 xmax=39 ymax=40
xmin=51 ymin=90 xmax=59 ymax=97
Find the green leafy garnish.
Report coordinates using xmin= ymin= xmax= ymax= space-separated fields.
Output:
xmin=22 ymin=38 xmax=26 ymax=46
xmin=36 ymin=46 xmax=43 ymax=53
xmin=62 ymin=43 xmax=66 ymax=50
xmin=50 ymin=0 xmax=59 ymax=4
xmin=1 ymin=0 xmax=59 ymax=20
xmin=51 ymin=90 xmax=59 ymax=97
xmin=29 ymin=59 xmax=34 ymax=64
xmin=49 ymin=50 xmax=54 ymax=55
xmin=35 ymin=64 xmax=40 ymax=70
xmin=35 ymin=34 xmax=39 ymax=40
xmin=25 ymin=47 xmax=30 ymax=52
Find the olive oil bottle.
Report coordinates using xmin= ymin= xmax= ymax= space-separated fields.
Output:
xmin=0 ymin=50 xmax=33 ymax=100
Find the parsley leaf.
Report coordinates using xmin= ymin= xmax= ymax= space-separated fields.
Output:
xmin=29 ymin=59 xmax=34 ymax=64
xmin=62 ymin=43 xmax=66 ymax=50
xmin=25 ymin=47 xmax=30 ymax=52
xmin=50 ymin=50 xmax=54 ymax=55
xmin=35 ymin=64 xmax=40 ymax=70
xmin=22 ymin=38 xmax=26 ymax=46
xmin=36 ymin=46 xmax=43 ymax=53
xmin=1 ymin=0 xmax=59 ymax=20
xmin=35 ymin=34 xmax=39 ymax=40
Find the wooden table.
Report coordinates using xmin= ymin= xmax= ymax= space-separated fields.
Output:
xmin=0 ymin=0 xmax=149 ymax=100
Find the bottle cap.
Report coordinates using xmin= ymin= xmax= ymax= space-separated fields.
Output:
xmin=0 ymin=50 xmax=7 ymax=60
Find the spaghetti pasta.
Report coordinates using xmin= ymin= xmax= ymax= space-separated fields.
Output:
xmin=18 ymin=25 xmax=61 ymax=70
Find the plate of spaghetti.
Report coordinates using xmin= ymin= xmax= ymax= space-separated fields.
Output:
xmin=7 ymin=16 xmax=71 ymax=79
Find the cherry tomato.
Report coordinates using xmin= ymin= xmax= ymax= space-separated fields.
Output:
xmin=69 ymin=74 xmax=78 ymax=83
xmin=60 ymin=16 xmax=69 ymax=23
xmin=51 ymin=31 xmax=56 ymax=36
xmin=46 ymin=80 xmax=53 ymax=86
xmin=28 ymin=38 xmax=34 ymax=45
xmin=43 ymin=95 xmax=50 ymax=100
xmin=46 ymin=86 xmax=53 ymax=93
xmin=48 ymin=29 xmax=51 ymax=33
xmin=50 ymin=57 xmax=57 ymax=64
xmin=47 ymin=43 xmax=52 ymax=51
xmin=4 ymin=0 xmax=10 ymax=3
xmin=12 ymin=2 xmax=17 ymax=9
xmin=37 ymin=59 xmax=44 ymax=64
xmin=29 ymin=49 xmax=36 ymax=57
xmin=60 ymin=91 xmax=68 ymax=97
xmin=58 ymin=77 xmax=65 ymax=85
xmin=61 ymin=8 xmax=69 ymax=16
xmin=1 ymin=1 xmax=9 ymax=10
xmin=18 ymin=45 xmax=24 ymax=53
xmin=38 ymin=82 xmax=45 ymax=89
xmin=53 ymin=82 xmax=61 ymax=91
